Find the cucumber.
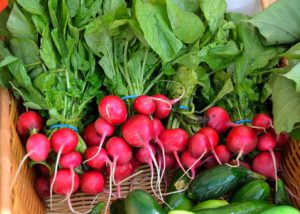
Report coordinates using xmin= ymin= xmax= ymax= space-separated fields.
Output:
xmin=89 ymin=202 xmax=104 ymax=214
xmin=188 ymin=165 xmax=265 ymax=201
xmin=110 ymin=198 xmax=125 ymax=214
xmin=165 ymin=171 xmax=193 ymax=212
xmin=168 ymin=211 xmax=196 ymax=214
xmin=230 ymin=180 xmax=271 ymax=202
xmin=259 ymin=205 xmax=300 ymax=214
xmin=275 ymin=179 xmax=292 ymax=205
xmin=192 ymin=200 xmax=229 ymax=212
xmin=195 ymin=201 xmax=274 ymax=214
xmin=125 ymin=190 xmax=166 ymax=214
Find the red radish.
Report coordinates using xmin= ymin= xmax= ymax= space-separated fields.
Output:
xmin=59 ymin=151 xmax=82 ymax=169
xmin=37 ymin=165 xmax=50 ymax=176
xmin=83 ymin=118 xmax=115 ymax=163
xmin=84 ymin=147 xmax=109 ymax=170
xmin=229 ymin=160 xmax=251 ymax=170
xmin=252 ymin=113 xmax=272 ymax=132
xmin=181 ymin=151 xmax=203 ymax=179
xmin=34 ymin=176 xmax=50 ymax=198
xmin=159 ymin=128 xmax=189 ymax=175
xmin=215 ymin=145 xmax=231 ymax=164
xmin=152 ymin=94 xmax=172 ymax=119
xmin=257 ymin=133 xmax=278 ymax=190
xmin=252 ymin=151 xmax=280 ymax=180
xmin=165 ymin=154 xmax=176 ymax=169
xmin=133 ymin=95 xmax=156 ymax=115
xmin=17 ymin=111 xmax=43 ymax=136
xmin=130 ymin=157 xmax=141 ymax=171
xmin=152 ymin=118 xmax=165 ymax=137
xmin=106 ymin=137 xmax=132 ymax=165
xmin=0 ymin=0 xmax=8 ymax=13
xmin=226 ymin=126 xmax=257 ymax=166
xmin=82 ymin=122 xmax=102 ymax=147
xmin=11 ymin=133 xmax=50 ymax=188
xmin=80 ymin=171 xmax=105 ymax=195
xmin=276 ymin=132 xmax=289 ymax=147
xmin=202 ymin=154 xmax=218 ymax=169
xmin=198 ymin=127 xmax=222 ymax=165
xmin=188 ymin=133 xmax=208 ymax=159
xmin=205 ymin=106 xmax=234 ymax=133
xmin=98 ymin=95 xmax=127 ymax=125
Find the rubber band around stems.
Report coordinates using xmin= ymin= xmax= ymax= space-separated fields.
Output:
xmin=234 ymin=119 xmax=252 ymax=124
xmin=49 ymin=124 xmax=78 ymax=132
xmin=121 ymin=94 xmax=190 ymax=111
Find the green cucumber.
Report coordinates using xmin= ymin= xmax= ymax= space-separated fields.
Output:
xmin=168 ymin=211 xmax=195 ymax=214
xmin=259 ymin=205 xmax=300 ymax=214
xmin=89 ymin=202 xmax=104 ymax=214
xmin=230 ymin=180 xmax=271 ymax=202
xmin=192 ymin=200 xmax=229 ymax=211
xmin=110 ymin=198 xmax=125 ymax=214
xmin=195 ymin=201 xmax=274 ymax=214
xmin=275 ymin=179 xmax=292 ymax=205
xmin=188 ymin=165 xmax=265 ymax=201
xmin=165 ymin=171 xmax=193 ymax=212
xmin=125 ymin=190 xmax=166 ymax=214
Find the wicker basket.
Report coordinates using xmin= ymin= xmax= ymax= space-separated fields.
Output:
xmin=1 ymin=0 xmax=300 ymax=213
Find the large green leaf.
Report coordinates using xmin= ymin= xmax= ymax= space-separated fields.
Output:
xmin=272 ymin=74 xmax=300 ymax=133
xmin=166 ymin=0 xmax=204 ymax=44
xmin=16 ymin=0 xmax=47 ymax=16
xmin=135 ymin=0 xmax=183 ymax=62
xmin=247 ymin=0 xmax=300 ymax=45
xmin=168 ymin=0 xmax=199 ymax=12
xmin=282 ymin=63 xmax=300 ymax=92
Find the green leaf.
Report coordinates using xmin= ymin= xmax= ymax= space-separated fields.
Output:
xmin=280 ymin=42 xmax=300 ymax=59
xmin=40 ymin=25 xmax=59 ymax=70
xmin=135 ymin=0 xmax=183 ymax=62
xmin=0 ymin=8 xmax=12 ymax=37
xmin=73 ymin=0 xmax=103 ymax=27
xmin=103 ymin=0 xmax=125 ymax=14
xmin=66 ymin=0 xmax=79 ymax=17
xmin=282 ymin=63 xmax=300 ymax=92
xmin=16 ymin=0 xmax=47 ymax=16
xmin=89 ymin=202 xmax=105 ymax=214
xmin=48 ymin=0 xmax=58 ymax=28
xmin=7 ymin=4 xmax=37 ymax=41
xmin=99 ymin=56 xmax=114 ymax=79
xmin=168 ymin=0 xmax=199 ymax=12
xmin=201 ymin=77 xmax=234 ymax=113
xmin=76 ymin=134 xmax=87 ymax=153
xmin=271 ymin=74 xmax=300 ymax=133
xmin=199 ymin=0 xmax=226 ymax=34
xmin=32 ymin=15 xmax=47 ymax=34
xmin=166 ymin=0 xmax=205 ymax=44
xmin=247 ymin=0 xmax=300 ymax=45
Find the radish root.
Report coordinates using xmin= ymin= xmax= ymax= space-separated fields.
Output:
xmin=82 ymin=134 xmax=106 ymax=164
xmin=226 ymin=149 xmax=243 ymax=168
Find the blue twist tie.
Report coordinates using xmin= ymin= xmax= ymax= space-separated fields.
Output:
xmin=178 ymin=105 xmax=190 ymax=110
xmin=121 ymin=95 xmax=139 ymax=100
xmin=49 ymin=124 xmax=78 ymax=132
xmin=235 ymin=119 xmax=252 ymax=124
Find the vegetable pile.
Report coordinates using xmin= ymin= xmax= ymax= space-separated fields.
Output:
xmin=1 ymin=0 xmax=300 ymax=213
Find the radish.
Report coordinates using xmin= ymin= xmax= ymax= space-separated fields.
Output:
xmin=159 ymin=128 xmax=189 ymax=174
xmin=130 ymin=157 xmax=141 ymax=171
xmin=226 ymin=126 xmax=257 ymax=166
xmin=252 ymin=151 xmax=280 ymax=180
xmin=257 ymin=133 xmax=278 ymax=190
xmin=181 ymin=151 xmax=204 ymax=179
xmin=198 ymin=127 xmax=222 ymax=164
xmin=152 ymin=94 xmax=172 ymax=119
xmin=202 ymin=154 xmax=218 ymax=169
xmin=11 ymin=133 xmax=50 ymax=188
xmin=34 ymin=176 xmax=50 ymax=198
xmin=59 ymin=151 xmax=82 ymax=169
xmin=50 ymin=128 xmax=78 ymax=210
xmin=80 ymin=171 xmax=105 ymax=195
xmin=276 ymin=132 xmax=289 ymax=147
xmin=205 ymin=106 xmax=234 ymax=133
xmin=17 ymin=111 xmax=43 ymax=136
xmin=229 ymin=160 xmax=251 ymax=169
xmin=84 ymin=147 xmax=109 ymax=170
xmin=188 ymin=133 xmax=208 ymax=159
xmin=252 ymin=113 xmax=272 ymax=132
xmin=83 ymin=118 xmax=114 ymax=163
xmin=215 ymin=145 xmax=232 ymax=164
xmin=106 ymin=137 xmax=132 ymax=165
xmin=133 ymin=95 xmax=156 ymax=115
xmin=82 ymin=122 xmax=102 ymax=147
xmin=37 ymin=165 xmax=50 ymax=176
xmin=165 ymin=154 xmax=176 ymax=169
xmin=98 ymin=95 xmax=127 ymax=125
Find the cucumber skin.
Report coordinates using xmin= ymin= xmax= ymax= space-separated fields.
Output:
xmin=188 ymin=165 xmax=265 ymax=201
xmin=195 ymin=201 xmax=274 ymax=214
xmin=258 ymin=205 xmax=300 ymax=214
xmin=230 ymin=180 xmax=271 ymax=202
xmin=275 ymin=179 xmax=292 ymax=205
xmin=125 ymin=190 xmax=166 ymax=214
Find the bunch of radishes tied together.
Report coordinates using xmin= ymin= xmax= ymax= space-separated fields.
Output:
xmin=14 ymin=95 xmax=290 ymax=214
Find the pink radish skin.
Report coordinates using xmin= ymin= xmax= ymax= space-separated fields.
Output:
xmin=152 ymin=94 xmax=172 ymax=119
xmin=203 ymin=154 xmax=218 ymax=169
xmin=276 ymin=132 xmax=289 ymax=147
xmin=130 ymin=157 xmax=141 ymax=171
xmin=80 ymin=171 xmax=105 ymax=195
xmin=181 ymin=151 xmax=202 ymax=179
xmin=34 ymin=176 xmax=50 ymax=198
xmin=84 ymin=147 xmax=109 ymax=170
xmin=17 ymin=111 xmax=43 ymax=136
xmin=106 ymin=137 xmax=132 ymax=165
xmin=133 ymin=95 xmax=156 ymax=115
xmin=98 ymin=95 xmax=127 ymax=125
xmin=82 ymin=122 xmax=102 ymax=147
xmin=206 ymin=107 xmax=234 ymax=133
xmin=230 ymin=160 xmax=251 ymax=170
xmin=50 ymin=128 xmax=78 ymax=154
xmin=159 ymin=128 xmax=189 ymax=154
xmin=226 ymin=126 xmax=257 ymax=165
xmin=26 ymin=133 xmax=50 ymax=162
xmin=59 ymin=151 xmax=82 ymax=169
xmin=136 ymin=145 xmax=156 ymax=164
xmin=252 ymin=113 xmax=272 ymax=131
xmin=50 ymin=169 xmax=80 ymax=195
xmin=165 ymin=154 xmax=176 ymax=169
xmin=188 ymin=133 xmax=208 ymax=158
xmin=152 ymin=118 xmax=165 ymax=137
xmin=215 ymin=145 xmax=232 ymax=164
xmin=252 ymin=152 xmax=280 ymax=179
